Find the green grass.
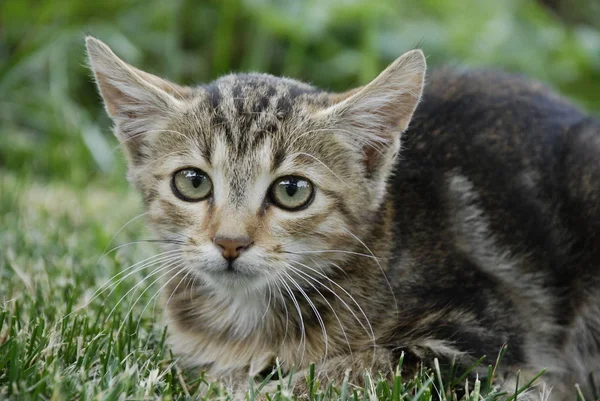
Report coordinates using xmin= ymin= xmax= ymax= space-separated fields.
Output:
xmin=0 ymin=174 xmax=542 ymax=400
xmin=0 ymin=162 xmax=547 ymax=400
xmin=0 ymin=162 xmax=548 ymax=400
xmin=2 ymin=0 xmax=600 ymax=399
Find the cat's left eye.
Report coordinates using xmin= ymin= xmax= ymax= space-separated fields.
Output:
xmin=172 ymin=168 xmax=213 ymax=202
xmin=269 ymin=176 xmax=314 ymax=211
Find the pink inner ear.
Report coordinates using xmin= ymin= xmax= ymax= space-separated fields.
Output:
xmin=363 ymin=142 xmax=386 ymax=175
xmin=94 ymin=70 xmax=132 ymax=117
xmin=363 ymin=146 xmax=377 ymax=174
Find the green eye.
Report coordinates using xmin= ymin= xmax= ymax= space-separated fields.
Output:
xmin=270 ymin=176 xmax=314 ymax=211
xmin=172 ymin=168 xmax=213 ymax=202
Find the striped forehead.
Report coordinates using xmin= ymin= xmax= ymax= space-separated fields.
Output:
xmin=188 ymin=73 xmax=329 ymax=206
xmin=201 ymin=73 xmax=324 ymax=155
xmin=210 ymin=135 xmax=273 ymax=206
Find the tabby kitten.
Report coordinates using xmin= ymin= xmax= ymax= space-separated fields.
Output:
xmin=86 ymin=37 xmax=600 ymax=400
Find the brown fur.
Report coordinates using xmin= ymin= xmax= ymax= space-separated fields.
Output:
xmin=87 ymin=36 xmax=600 ymax=400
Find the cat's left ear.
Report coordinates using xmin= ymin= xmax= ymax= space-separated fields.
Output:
xmin=86 ymin=37 xmax=191 ymax=157
xmin=319 ymin=50 xmax=426 ymax=174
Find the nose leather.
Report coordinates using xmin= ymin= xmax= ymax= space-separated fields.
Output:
xmin=214 ymin=236 xmax=253 ymax=260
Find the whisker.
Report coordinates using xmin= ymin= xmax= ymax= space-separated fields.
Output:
xmin=134 ymin=263 xmax=190 ymax=334
xmin=68 ymin=250 xmax=182 ymax=318
xmin=111 ymin=129 xmax=189 ymax=153
xmin=94 ymin=211 xmax=151 ymax=266
xmin=273 ymin=283 xmax=290 ymax=344
xmin=285 ymin=264 xmax=353 ymax=357
xmin=97 ymin=248 xmax=181 ymax=286
xmin=139 ymin=149 xmax=190 ymax=170
xmin=342 ymin=227 xmax=398 ymax=311
xmin=283 ymin=249 xmax=380 ymax=259
xmin=100 ymin=239 xmax=186 ymax=259
xmin=90 ymin=238 xmax=184 ymax=295
xmin=308 ymin=255 xmax=348 ymax=277
xmin=188 ymin=271 xmax=200 ymax=302
xmin=277 ymin=277 xmax=307 ymax=365
xmin=163 ymin=268 xmax=195 ymax=309
xmin=285 ymin=152 xmax=348 ymax=186
xmin=116 ymin=260 xmax=184 ymax=334
xmin=261 ymin=280 xmax=273 ymax=321
xmin=160 ymin=227 xmax=194 ymax=242
xmin=105 ymin=257 xmax=182 ymax=322
xmin=288 ymin=259 xmax=376 ymax=348
xmin=281 ymin=270 xmax=329 ymax=360
xmin=102 ymin=251 xmax=183 ymax=300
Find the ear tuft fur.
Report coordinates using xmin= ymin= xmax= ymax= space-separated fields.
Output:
xmin=325 ymin=49 xmax=425 ymax=144
xmin=320 ymin=49 xmax=426 ymax=175
xmin=86 ymin=36 xmax=187 ymax=143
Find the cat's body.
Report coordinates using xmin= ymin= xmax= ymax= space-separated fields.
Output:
xmin=387 ymin=69 xmax=600 ymax=395
xmin=86 ymin=37 xmax=600 ymax=400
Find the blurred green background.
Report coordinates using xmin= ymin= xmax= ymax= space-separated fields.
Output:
xmin=2 ymin=0 xmax=600 ymax=186
xmin=1 ymin=2 xmax=600 ymax=397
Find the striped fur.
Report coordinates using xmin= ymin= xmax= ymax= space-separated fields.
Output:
xmin=87 ymin=36 xmax=600 ymax=400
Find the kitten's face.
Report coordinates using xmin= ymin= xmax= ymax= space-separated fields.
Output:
xmin=133 ymin=75 xmax=379 ymax=293
xmin=86 ymin=37 xmax=425 ymax=296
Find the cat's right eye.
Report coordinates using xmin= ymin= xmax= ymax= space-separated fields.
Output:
xmin=269 ymin=175 xmax=314 ymax=211
xmin=171 ymin=168 xmax=213 ymax=202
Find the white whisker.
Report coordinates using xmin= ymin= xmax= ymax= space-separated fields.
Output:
xmin=281 ymin=270 xmax=329 ymax=360
xmin=134 ymin=263 xmax=190 ymax=334
xmin=94 ymin=211 xmax=150 ymax=265
xmin=273 ymin=283 xmax=290 ymax=344
xmin=342 ymin=227 xmax=398 ymax=311
xmin=140 ymin=149 xmax=190 ymax=170
xmin=99 ymin=240 xmax=185 ymax=259
xmin=106 ymin=256 xmax=182 ymax=322
xmin=288 ymin=259 xmax=376 ymax=348
xmin=285 ymin=264 xmax=353 ymax=357
xmin=308 ymin=255 xmax=348 ymax=277
xmin=68 ymin=250 xmax=182 ymax=318
xmin=117 ymin=260 xmax=184 ymax=335
xmin=164 ymin=268 xmax=194 ymax=309
xmin=111 ymin=129 xmax=189 ymax=153
xmin=284 ymin=249 xmax=380 ymax=259
xmin=262 ymin=280 xmax=273 ymax=321
xmin=103 ymin=252 xmax=182 ymax=299
xmin=286 ymin=152 xmax=348 ymax=186
xmin=278 ymin=277 xmax=307 ymax=365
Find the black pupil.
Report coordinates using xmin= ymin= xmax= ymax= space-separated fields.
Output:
xmin=185 ymin=171 xmax=203 ymax=188
xmin=283 ymin=178 xmax=298 ymax=197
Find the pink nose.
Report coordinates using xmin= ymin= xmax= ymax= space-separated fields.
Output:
xmin=213 ymin=236 xmax=253 ymax=261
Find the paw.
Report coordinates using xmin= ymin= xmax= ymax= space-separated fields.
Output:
xmin=492 ymin=370 xmax=554 ymax=401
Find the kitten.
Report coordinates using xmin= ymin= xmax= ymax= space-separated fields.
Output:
xmin=86 ymin=36 xmax=600 ymax=400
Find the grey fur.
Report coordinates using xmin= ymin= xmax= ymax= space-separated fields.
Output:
xmin=87 ymin=37 xmax=600 ymax=400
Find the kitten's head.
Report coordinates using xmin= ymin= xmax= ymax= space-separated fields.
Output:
xmin=87 ymin=37 xmax=425 ymax=295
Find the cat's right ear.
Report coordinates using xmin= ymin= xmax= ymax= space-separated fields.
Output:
xmin=86 ymin=37 xmax=190 ymax=150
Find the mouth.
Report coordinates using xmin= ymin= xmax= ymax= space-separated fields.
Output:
xmin=204 ymin=261 xmax=258 ymax=280
xmin=199 ymin=260 xmax=273 ymax=293
xmin=186 ymin=253 xmax=270 ymax=289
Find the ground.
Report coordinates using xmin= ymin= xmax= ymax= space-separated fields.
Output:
xmin=0 ymin=169 xmax=544 ymax=400
xmin=1 ymin=0 xmax=595 ymax=398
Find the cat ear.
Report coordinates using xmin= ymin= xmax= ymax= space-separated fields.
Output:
xmin=86 ymin=36 xmax=190 ymax=143
xmin=320 ymin=50 xmax=426 ymax=174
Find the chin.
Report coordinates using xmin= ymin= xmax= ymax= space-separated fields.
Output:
xmin=199 ymin=264 xmax=272 ymax=295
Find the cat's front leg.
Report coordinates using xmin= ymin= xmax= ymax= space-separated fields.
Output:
xmin=257 ymin=348 xmax=396 ymax=399
xmin=491 ymin=369 xmax=567 ymax=401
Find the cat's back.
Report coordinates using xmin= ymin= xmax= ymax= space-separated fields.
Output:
xmin=393 ymin=66 xmax=600 ymax=323
xmin=386 ymin=68 xmax=600 ymax=390
xmin=405 ymin=67 xmax=586 ymax=173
